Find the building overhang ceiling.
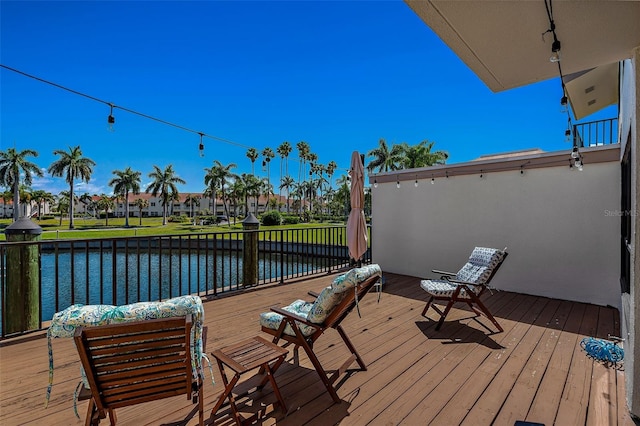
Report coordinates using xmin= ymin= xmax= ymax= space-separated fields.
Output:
xmin=404 ymin=1 xmax=639 ymax=117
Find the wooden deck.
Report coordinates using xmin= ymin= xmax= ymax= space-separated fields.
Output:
xmin=0 ymin=272 xmax=635 ymax=425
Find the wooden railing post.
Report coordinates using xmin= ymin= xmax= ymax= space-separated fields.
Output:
xmin=4 ymin=218 xmax=42 ymax=334
xmin=242 ymin=213 xmax=260 ymax=286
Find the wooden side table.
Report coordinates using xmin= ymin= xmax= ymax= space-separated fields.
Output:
xmin=211 ymin=336 xmax=289 ymax=425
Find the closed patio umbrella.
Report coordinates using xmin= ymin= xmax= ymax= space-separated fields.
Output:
xmin=346 ymin=151 xmax=368 ymax=263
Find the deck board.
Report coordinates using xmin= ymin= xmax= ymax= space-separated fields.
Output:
xmin=0 ymin=271 xmax=634 ymax=425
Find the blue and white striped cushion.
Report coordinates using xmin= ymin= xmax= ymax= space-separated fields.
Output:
xmin=420 ymin=279 xmax=475 ymax=298
xmin=455 ymin=247 xmax=504 ymax=284
xmin=260 ymin=299 xmax=318 ymax=337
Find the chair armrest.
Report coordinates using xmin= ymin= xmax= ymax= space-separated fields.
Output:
xmin=270 ymin=306 xmax=318 ymax=327
xmin=308 ymin=291 xmax=320 ymax=298
xmin=432 ymin=269 xmax=456 ymax=277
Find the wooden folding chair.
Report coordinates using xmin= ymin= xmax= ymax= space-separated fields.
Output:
xmin=74 ymin=315 xmax=204 ymax=426
xmin=420 ymin=247 xmax=508 ymax=333
xmin=260 ymin=264 xmax=382 ymax=403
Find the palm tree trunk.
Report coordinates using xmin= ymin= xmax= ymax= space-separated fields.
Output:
xmin=162 ymin=203 xmax=168 ymax=225
xmin=12 ymin=182 xmax=19 ymax=221
xmin=69 ymin=181 xmax=75 ymax=229
xmin=124 ymin=191 xmax=130 ymax=227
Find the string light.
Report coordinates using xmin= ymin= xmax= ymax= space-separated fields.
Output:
xmin=198 ymin=133 xmax=205 ymax=157
xmin=107 ymin=103 xmax=115 ymax=132
xmin=386 ymin=155 xmax=581 ymax=188
xmin=431 ymin=174 xmax=435 ymax=184
xmin=550 ymin=38 xmax=561 ymax=63
xmin=0 ymin=64 xmax=252 ymax=152
xmin=571 ymin=146 xmax=584 ymax=171
xmin=414 ymin=174 xmax=419 ymax=187
xmin=373 ymin=178 xmax=378 ymax=188
xmin=542 ymin=1 xmax=579 ymax=167
xmin=560 ymin=95 xmax=568 ymax=113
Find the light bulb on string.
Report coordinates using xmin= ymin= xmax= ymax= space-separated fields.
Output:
xmin=396 ymin=176 xmax=400 ymax=189
xmin=107 ymin=103 xmax=115 ymax=132
xmin=560 ymin=95 xmax=568 ymax=113
xmin=414 ymin=175 xmax=419 ymax=187
xmin=571 ymin=146 xmax=580 ymax=159
xmin=550 ymin=39 xmax=561 ymax=63
xmin=373 ymin=179 xmax=378 ymax=189
xmin=431 ymin=174 xmax=435 ymax=184
xmin=198 ymin=133 xmax=205 ymax=158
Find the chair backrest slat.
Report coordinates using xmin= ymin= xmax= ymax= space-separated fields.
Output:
xmin=74 ymin=315 xmax=193 ymax=413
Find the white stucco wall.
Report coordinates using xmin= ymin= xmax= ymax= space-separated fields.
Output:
xmin=371 ymin=151 xmax=621 ymax=309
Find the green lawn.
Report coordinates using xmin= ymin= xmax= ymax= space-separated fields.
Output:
xmin=0 ymin=216 xmax=347 ymax=241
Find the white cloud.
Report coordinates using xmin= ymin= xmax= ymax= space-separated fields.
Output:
xmin=31 ymin=173 xmax=107 ymax=196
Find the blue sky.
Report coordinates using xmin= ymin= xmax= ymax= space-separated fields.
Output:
xmin=1 ymin=0 xmax=616 ymax=195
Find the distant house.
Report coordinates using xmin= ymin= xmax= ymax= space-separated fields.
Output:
xmin=104 ymin=192 xmax=302 ymax=218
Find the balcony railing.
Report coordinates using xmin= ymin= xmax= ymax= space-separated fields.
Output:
xmin=0 ymin=225 xmax=372 ymax=338
xmin=573 ymin=117 xmax=618 ymax=147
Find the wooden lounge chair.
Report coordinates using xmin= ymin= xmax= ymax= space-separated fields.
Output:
xmin=260 ymin=264 xmax=382 ymax=403
xmin=73 ymin=315 xmax=204 ymax=426
xmin=420 ymin=247 xmax=507 ymax=333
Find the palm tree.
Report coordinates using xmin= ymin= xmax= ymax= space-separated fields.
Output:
xmin=0 ymin=148 xmax=43 ymax=221
xmin=48 ymin=146 xmax=95 ymax=229
xmin=280 ymin=175 xmax=295 ymax=213
xmin=217 ymin=162 xmax=238 ymax=223
xmin=96 ymin=194 xmax=115 ymax=226
xmin=228 ymin=178 xmax=245 ymax=222
xmin=56 ymin=195 xmax=70 ymax=226
xmin=145 ymin=165 xmax=185 ymax=225
xmin=335 ymin=174 xmax=351 ymax=216
xmin=398 ymin=141 xmax=449 ymax=169
xmin=184 ymin=194 xmax=200 ymax=219
xmin=366 ymin=138 xmax=404 ymax=173
xmin=261 ymin=147 xmax=275 ymax=192
xmin=277 ymin=141 xmax=292 ymax=197
xmin=246 ymin=148 xmax=259 ymax=175
xmin=134 ymin=198 xmax=149 ymax=226
xmin=30 ymin=189 xmax=48 ymax=219
xmin=241 ymin=173 xmax=262 ymax=215
xmin=260 ymin=177 xmax=274 ymax=211
xmin=326 ymin=161 xmax=338 ymax=189
xmin=108 ymin=167 xmax=141 ymax=227
xmin=296 ymin=141 xmax=310 ymax=188
xmin=204 ymin=160 xmax=237 ymax=220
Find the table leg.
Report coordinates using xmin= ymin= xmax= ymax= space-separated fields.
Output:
xmin=211 ymin=362 xmax=242 ymax=425
xmin=264 ymin=356 xmax=287 ymax=414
